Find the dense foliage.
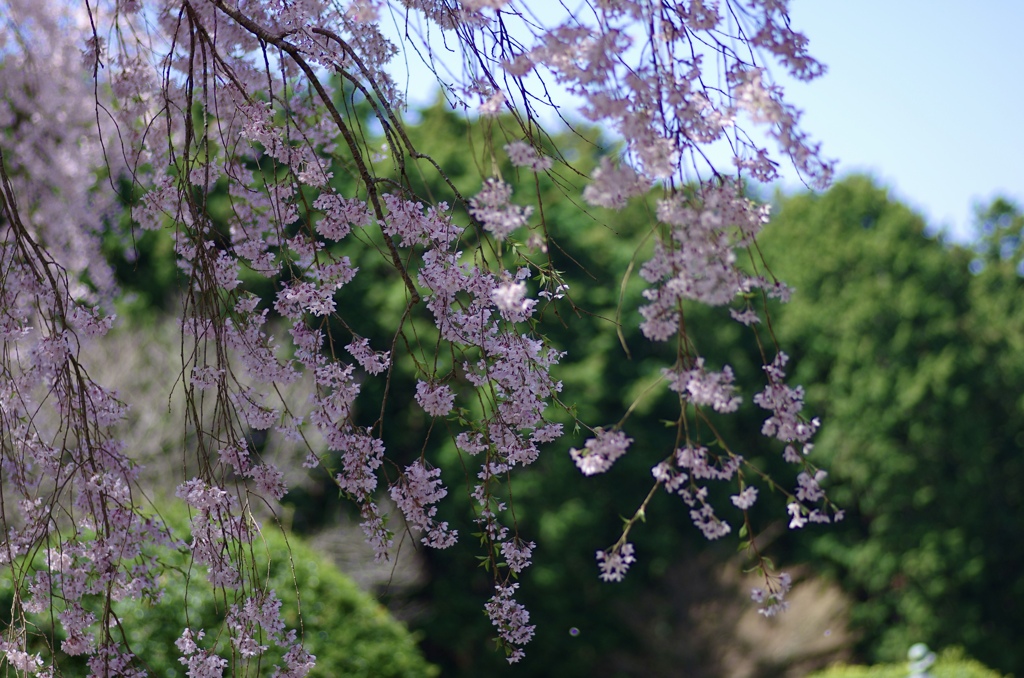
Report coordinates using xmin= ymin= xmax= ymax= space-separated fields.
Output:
xmin=757 ymin=180 xmax=1024 ymax=673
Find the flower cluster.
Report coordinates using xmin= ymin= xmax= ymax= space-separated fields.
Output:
xmin=754 ymin=352 xmax=820 ymax=446
xmin=751 ymin=571 xmax=793 ymax=617
xmin=570 ymin=429 xmax=633 ymax=476
xmin=596 ymin=543 xmax=636 ymax=582
xmin=484 ymin=584 xmax=535 ymax=664
xmin=639 ymin=185 xmax=771 ymax=343
xmin=345 ymin=337 xmax=391 ymax=375
xmin=505 ymin=141 xmax=553 ymax=172
xmin=664 ymin=358 xmax=742 ymax=413
xmin=469 ymin=179 xmax=533 ymax=241
xmin=414 ymin=381 xmax=456 ymax=418
xmin=390 ymin=461 xmax=458 ymax=549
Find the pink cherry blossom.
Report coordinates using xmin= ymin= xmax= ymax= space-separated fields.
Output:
xmin=0 ymin=0 xmax=836 ymax=667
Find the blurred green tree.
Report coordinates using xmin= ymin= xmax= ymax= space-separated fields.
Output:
xmin=757 ymin=178 xmax=1024 ymax=674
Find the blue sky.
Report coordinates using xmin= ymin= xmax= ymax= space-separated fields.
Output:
xmin=391 ymin=1 xmax=1023 ymax=242
xmin=775 ymin=1 xmax=1024 ymax=241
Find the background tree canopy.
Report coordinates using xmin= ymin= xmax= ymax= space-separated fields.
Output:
xmin=105 ymin=96 xmax=1024 ymax=677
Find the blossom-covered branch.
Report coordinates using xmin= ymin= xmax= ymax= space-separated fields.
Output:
xmin=0 ymin=0 xmax=839 ymax=670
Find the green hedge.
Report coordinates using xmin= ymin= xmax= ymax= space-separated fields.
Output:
xmin=1 ymin=508 xmax=438 ymax=677
xmin=809 ymin=648 xmax=1006 ymax=678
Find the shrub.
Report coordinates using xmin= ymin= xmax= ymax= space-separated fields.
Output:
xmin=809 ymin=647 xmax=1006 ymax=678
xmin=0 ymin=508 xmax=438 ymax=677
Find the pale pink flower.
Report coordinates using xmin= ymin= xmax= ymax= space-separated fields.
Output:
xmin=415 ymin=381 xmax=455 ymax=417
xmin=570 ymin=429 xmax=632 ymax=476
xmin=469 ymin=179 xmax=532 ymax=240
xmin=596 ymin=542 xmax=636 ymax=582
xmin=731 ymin=487 xmax=759 ymax=510
xmin=504 ymin=141 xmax=552 ymax=172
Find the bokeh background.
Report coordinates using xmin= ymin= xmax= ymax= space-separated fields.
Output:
xmin=3 ymin=3 xmax=1023 ymax=676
